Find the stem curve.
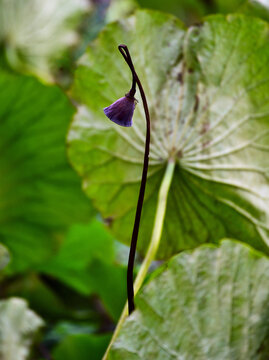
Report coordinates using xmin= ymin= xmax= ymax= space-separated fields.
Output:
xmin=118 ymin=44 xmax=151 ymax=314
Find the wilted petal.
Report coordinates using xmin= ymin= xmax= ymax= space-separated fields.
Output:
xmin=104 ymin=96 xmax=136 ymax=127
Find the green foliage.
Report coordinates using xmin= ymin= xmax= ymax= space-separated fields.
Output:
xmin=1 ymin=1 xmax=269 ymax=359
xmin=108 ymin=240 xmax=269 ymax=359
xmin=0 ymin=244 xmax=9 ymax=270
xmin=106 ymin=0 xmax=139 ymax=23
xmin=0 ymin=297 xmax=43 ymax=360
xmin=39 ymin=220 xmax=126 ymax=320
xmin=4 ymin=274 xmax=73 ymax=320
xmin=213 ymin=0 xmax=244 ymax=13
xmin=239 ymin=0 xmax=269 ymax=22
xmin=0 ymin=70 xmax=93 ymax=272
xmin=0 ymin=0 xmax=91 ymax=80
xmin=137 ymin=0 xmax=207 ymax=24
xmin=137 ymin=0 xmax=269 ymax=24
xmin=68 ymin=10 xmax=269 ymax=260
xmin=213 ymin=0 xmax=269 ymax=20
xmin=53 ymin=333 xmax=111 ymax=360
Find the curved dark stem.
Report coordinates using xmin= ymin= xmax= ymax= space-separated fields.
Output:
xmin=118 ymin=44 xmax=151 ymax=315
xmin=118 ymin=45 xmax=136 ymax=97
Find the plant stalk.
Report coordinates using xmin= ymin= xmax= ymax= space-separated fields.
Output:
xmin=118 ymin=44 xmax=151 ymax=315
xmin=102 ymin=159 xmax=175 ymax=360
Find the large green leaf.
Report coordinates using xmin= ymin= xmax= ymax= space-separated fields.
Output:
xmin=0 ymin=297 xmax=43 ymax=360
xmin=68 ymin=11 xmax=269 ymax=259
xmin=0 ymin=70 xmax=93 ymax=272
xmin=108 ymin=240 xmax=269 ymax=359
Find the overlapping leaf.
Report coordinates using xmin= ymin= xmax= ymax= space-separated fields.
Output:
xmin=108 ymin=240 xmax=269 ymax=359
xmin=68 ymin=10 xmax=269 ymax=258
xmin=0 ymin=70 xmax=93 ymax=272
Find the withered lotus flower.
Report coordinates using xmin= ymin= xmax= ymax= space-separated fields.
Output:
xmin=103 ymin=94 xmax=137 ymax=127
xmin=103 ymin=44 xmax=150 ymax=315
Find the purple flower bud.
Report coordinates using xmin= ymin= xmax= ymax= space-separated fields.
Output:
xmin=104 ymin=95 xmax=136 ymax=127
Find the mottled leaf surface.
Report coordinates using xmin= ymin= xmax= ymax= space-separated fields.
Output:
xmin=108 ymin=240 xmax=269 ymax=360
xmin=68 ymin=11 xmax=269 ymax=258
xmin=0 ymin=297 xmax=43 ymax=360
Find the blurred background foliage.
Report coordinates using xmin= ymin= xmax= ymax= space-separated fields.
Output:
xmin=0 ymin=0 xmax=269 ymax=359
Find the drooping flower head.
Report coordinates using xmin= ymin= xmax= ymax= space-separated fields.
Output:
xmin=103 ymin=94 xmax=137 ymax=127
xmin=103 ymin=44 xmax=151 ymax=315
